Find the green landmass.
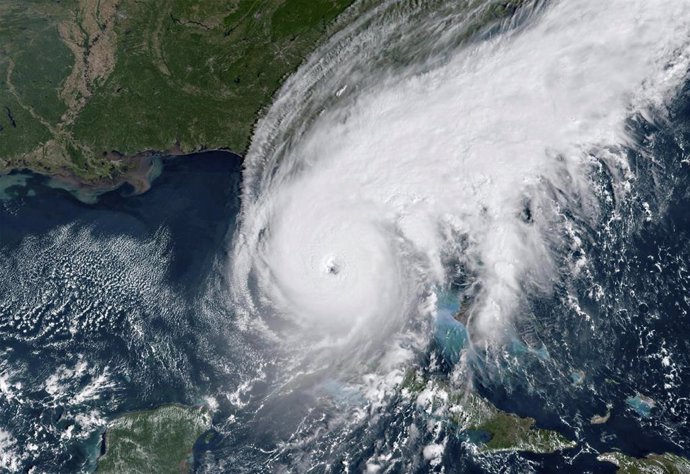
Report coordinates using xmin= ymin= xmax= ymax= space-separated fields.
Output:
xmin=0 ymin=0 xmax=354 ymax=187
xmin=448 ymin=388 xmax=575 ymax=454
xmin=401 ymin=370 xmax=575 ymax=454
xmin=597 ymin=451 xmax=690 ymax=474
xmin=464 ymin=406 xmax=574 ymax=453
xmin=97 ymin=404 xmax=211 ymax=474
xmin=0 ymin=0 xmax=537 ymax=188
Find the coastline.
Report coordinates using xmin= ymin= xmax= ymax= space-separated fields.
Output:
xmin=0 ymin=147 xmax=243 ymax=203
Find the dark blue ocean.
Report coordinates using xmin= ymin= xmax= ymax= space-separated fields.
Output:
xmin=0 ymin=152 xmax=245 ymax=471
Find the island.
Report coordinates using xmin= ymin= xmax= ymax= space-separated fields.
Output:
xmin=97 ymin=404 xmax=211 ymax=473
xmin=401 ymin=370 xmax=576 ymax=455
xmin=597 ymin=451 xmax=690 ymax=474
xmin=464 ymin=404 xmax=575 ymax=453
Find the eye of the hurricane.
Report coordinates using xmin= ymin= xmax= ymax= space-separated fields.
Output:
xmin=322 ymin=256 xmax=341 ymax=276
xmin=251 ymin=190 xmax=423 ymax=346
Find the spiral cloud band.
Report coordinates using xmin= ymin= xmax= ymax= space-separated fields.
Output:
xmin=231 ymin=0 xmax=690 ymax=367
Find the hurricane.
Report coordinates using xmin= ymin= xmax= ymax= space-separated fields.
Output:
xmin=231 ymin=0 xmax=690 ymax=371
xmin=213 ymin=3 xmax=690 ymax=467
xmin=214 ymin=1 xmax=690 ymax=467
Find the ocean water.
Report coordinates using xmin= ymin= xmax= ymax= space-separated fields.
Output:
xmin=0 ymin=152 xmax=244 ymax=471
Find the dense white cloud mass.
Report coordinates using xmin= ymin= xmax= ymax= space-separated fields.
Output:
xmin=231 ymin=0 xmax=690 ymax=367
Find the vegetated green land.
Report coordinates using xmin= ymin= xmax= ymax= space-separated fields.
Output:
xmin=97 ymin=404 xmax=211 ymax=473
xmin=598 ymin=451 xmax=690 ymax=474
xmin=0 ymin=0 xmax=353 ymax=185
xmin=401 ymin=370 xmax=575 ymax=454
xmin=464 ymin=408 xmax=574 ymax=453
